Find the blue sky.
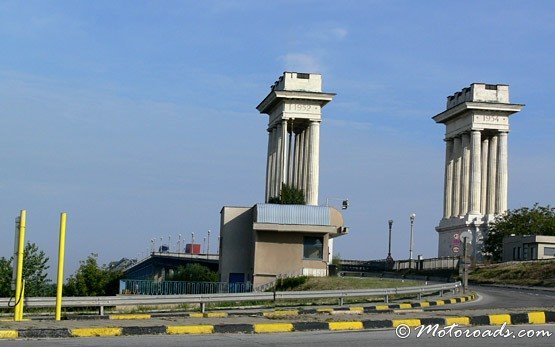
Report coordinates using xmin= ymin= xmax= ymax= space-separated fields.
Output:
xmin=1 ymin=1 xmax=554 ymax=278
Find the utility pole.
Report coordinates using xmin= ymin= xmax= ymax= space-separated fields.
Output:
xmin=462 ymin=236 xmax=468 ymax=293
xmin=207 ymin=230 xmax=211 ymax=259
xmin=409 ymin=213 xmax=416 ymax=269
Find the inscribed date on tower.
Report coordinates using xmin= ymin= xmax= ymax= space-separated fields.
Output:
xmin=482 ymin=115 xmax=500 ymax=122
xmin=288 ymin=103 xmax=318 ymax=112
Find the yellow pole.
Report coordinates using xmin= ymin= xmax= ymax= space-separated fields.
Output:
xmin=55 ymin=212 xmax=67 ymax=321
xmin=14 ymin=209 xmax=26 ymax=322
xmin=17 ymin=280 xmax=25 ymax=320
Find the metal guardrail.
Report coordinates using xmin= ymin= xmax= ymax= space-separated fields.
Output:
xmin=120 ymin=280 xmax=253 ymax=295
xmin=0 ymin=282 xmax=461 ymax=315
xmin=340 ymin=257 xmax=460 ymax=272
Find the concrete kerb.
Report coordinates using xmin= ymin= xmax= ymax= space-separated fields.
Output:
xmin=1 ymin=309 xmax=554 ymax=340
xmin=59 ymin=293 xmax=478 ymax=321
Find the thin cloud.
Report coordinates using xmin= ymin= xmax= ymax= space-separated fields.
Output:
xmin=330 ymin=27 xmax=348 ymax=39
xmin=280 ymin=53 xmax=321 ymax=72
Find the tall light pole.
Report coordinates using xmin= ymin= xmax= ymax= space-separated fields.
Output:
xmin=207 ymin=230 xmax=211 ymax=259
xmin=387 ymin=220 xmax=393 ymax=260
xmin=386 ymin=220 xmax=394 ymax=269
xmin=178 ymin=234 xmax=182 ymax=253
xmin=409 ymin=213 xmax=416 ymax=268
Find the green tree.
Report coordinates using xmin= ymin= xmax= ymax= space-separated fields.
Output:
xmin=168 ymin=263 xmax=218 ymax=282
xmin=23 ymin=242 xmax=53 ymax=297
xmin=0 ymin=242 xmax=53 ymax=298
xmin=485 ymin=204 xmax=555 ymax=261
xmin=0 ymin=257 xmax=12 ymax=297
xmin=64 ymin=254 xmax=123 ymax=296
xmin=269 ymin=183 xmax=306 ymax=205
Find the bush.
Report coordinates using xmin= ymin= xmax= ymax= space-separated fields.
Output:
xmin=274 ymin=276 xmax=308 ymax=291
xmin=168 ymin=263 xmax=218 ymax=282
xmin=269 ymin=184 xmax=305 ymax=205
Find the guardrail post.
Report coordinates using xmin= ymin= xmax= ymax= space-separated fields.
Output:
xmin=439 ymin=289 xmax=444 ymax=297
xmin=99 ymin=305 xmax=104 ymax=316
xmin=339 ymin=297 xmax=344 ymax=306
xmin=384 ymin=294 xmax=389 ymax=303
xmin=200 ymin=302 xmax=206 ymax=313
xmin=417 ymin=292 xmax=422 ymax=300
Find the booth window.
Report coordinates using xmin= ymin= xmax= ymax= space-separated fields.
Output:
xmin=303 ymin=236 xmax=323 ymax=260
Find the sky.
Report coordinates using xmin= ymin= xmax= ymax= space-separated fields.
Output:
xmin=1 ymin=1 xmax=554 ymax=279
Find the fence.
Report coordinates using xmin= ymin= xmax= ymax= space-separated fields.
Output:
xmin=119 ymin=280 xmax=252 ymax=295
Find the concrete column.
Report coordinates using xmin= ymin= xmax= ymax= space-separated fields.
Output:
xmin=460 ymin=133 xmax=470 ymax=216
xmin=469 ymin=130 xmax=482 ymax=214
xmin=486 ymin=135 xmax=498 ymax=215
xmin=298 ymin=130 xmax=306 ymax=192
xmin=265 ymin=128 xmax=272 ymax=202
xmin=443 ymin=139 xmax=454 ymax=219
xmin=451 ymin=136 xmax=462 ymax=216
xmin=274 ymin=123 xmax=283 ymax=198
xmin=268 ymin=127 xmax=277 ymax=200
xmin=281 ymin=119 xmax=289 ymax=187
xmin=480 ymin=138 xmax=489 ymax=214
xmin=306 ymin=121 xmax=320 ymax=205
xmin=287 ymin=128 xmax=294 ymax=184
xmin=292 ymin=131 xmax=300 ymax=188
xmin=496 ymin=131 xmax=509 ymax=213
xmin=302 ymin=127 xmax=310 ymax=195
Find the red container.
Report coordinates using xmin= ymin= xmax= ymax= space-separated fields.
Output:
xmin=185 ymin=243 xmax=201 ymax=254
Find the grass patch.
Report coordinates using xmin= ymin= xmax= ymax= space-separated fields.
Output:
xmin=279 ymin=276 xmax=421 ymax=291
xmin=468 ymin=259 xmax=555 ymax=287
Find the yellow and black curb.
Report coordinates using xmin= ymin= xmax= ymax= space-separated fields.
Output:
xmin=64 ymin=293 xmax=477 ymax=321
xmin=261 ymin=293 xmax=477 ymax=317
xmin=2 ymin=308 xmax=552 ymax=340
xmin=300 ymin=293 xmax=477 ymax=315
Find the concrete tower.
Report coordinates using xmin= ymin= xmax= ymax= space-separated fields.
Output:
xmin=256 ymin=72 xmax=335 ymax=205
xmin=433 ymin=83 xmax=524 ymax=261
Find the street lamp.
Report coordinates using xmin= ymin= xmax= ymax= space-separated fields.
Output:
xmin=386 ymin=220 xmax=394 ymax=268
xmin=207 ymin=230 xmax=211 ymax=259
xmin=409 ymin=213 xmax=416 ymax=268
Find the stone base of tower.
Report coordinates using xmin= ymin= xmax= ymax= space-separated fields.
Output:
xmin=436 ymin=214 xmax=495 ymax=262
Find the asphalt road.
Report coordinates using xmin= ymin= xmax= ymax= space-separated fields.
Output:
xmin=1 ymin=324 xmax=553 ymax=347
xmin=453 ymin=285 xmax=555 ymax=310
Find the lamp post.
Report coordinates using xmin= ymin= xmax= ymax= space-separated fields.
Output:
xmin=409 ymin=213 xmax=416 ymax=269
xmin=207 ymin=230 xmax=211 ymax=259
xmin=386 ymin=220 xmax=394 ymax=269
xmin=178 ymin=234 xmax=182 ymax=253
